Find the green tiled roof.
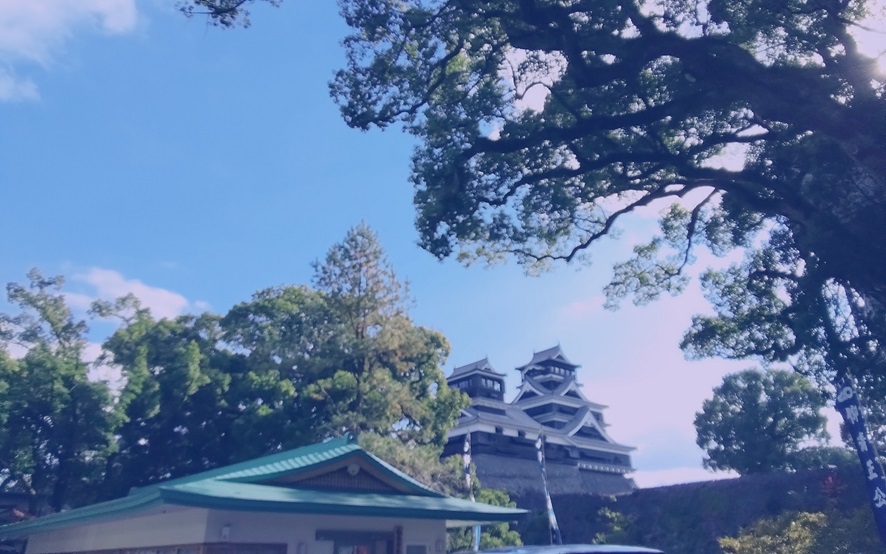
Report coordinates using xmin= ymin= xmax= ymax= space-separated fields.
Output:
xmin=0 ymin=436 xmax=525 ymax=539
xmin=131 ymin=436 xmax=371 ymax=492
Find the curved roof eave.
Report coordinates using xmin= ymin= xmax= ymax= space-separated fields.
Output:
xmin=515 ymin=346 xmax=581 ymax=371
xmin=0 ymin=490 xmax=164 ymax=539
xmin=161 ymin=483 xmax=526 ymax=525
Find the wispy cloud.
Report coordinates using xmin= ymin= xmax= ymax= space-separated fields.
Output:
xmin=5 ymin=268 xmax=193 ymax=386
xmin=0 ymin=0 xmax=138 ymax=101
xmin=72 ymin=267 xmax=202 ymax=320
xmin=0 ymin=68 xmax=39 ymax=102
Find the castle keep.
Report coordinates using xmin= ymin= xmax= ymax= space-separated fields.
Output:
xmin=443 ymin=346 xmax=635 ymax=496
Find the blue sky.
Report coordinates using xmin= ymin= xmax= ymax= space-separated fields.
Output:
xmin=1 ymin=1 xmax=852 ymax=488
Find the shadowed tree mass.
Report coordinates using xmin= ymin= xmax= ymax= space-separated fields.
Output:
xmin=694 ymin=368 xmax=829 ymax=475
xmin=181 ymin=0 xmax=885 ymax=386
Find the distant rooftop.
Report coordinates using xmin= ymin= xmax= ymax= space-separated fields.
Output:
xmin=516 ymin=345 xmax=580 ymax=371
xmin=450 ymin=357 xmax=506 ymax=378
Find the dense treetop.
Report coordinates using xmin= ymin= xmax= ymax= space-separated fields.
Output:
xmin=694 ymin=368 xmax=830 ymax=475
xmin=182 ymin=0 xmax=885 ymax=374
xmin=0 ymin=226 xmax=468 ymax=512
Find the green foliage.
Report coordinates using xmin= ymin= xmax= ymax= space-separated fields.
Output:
xmin=221 ymin=284 xmax=327 ymax=381
xmin=98 ymin=307 xmax=261 ymax=497
xmin=593 ymin=507 xmax=642 ymax=546
xmin=0 ymin=270 xmax=117 ymax=513
xmin=357 ymin=432 xmax=521 ymax=551
xmin=695 ymin=369 xmax=828 ymax=475
xmin=97 ymin=224 xmax=466 ymax=496
xmin=324 ymin=0 xmax=886 ymax=294
xmin=358 ymin=432 xmax=465 ymax=495
xmin=303 ymin=223 xmax=468 ymax=444
xmin=220 ymin=284 xmax=333 ymax=452
xmin=1 ymin=226 xmax=467 ymax=509
xmin=447 ymin=488 xmax=522 ymax=552
xmin=719 ymin=511 xmax=826 ymax=554
xmin=788 ymin=446 xmax=857 ymax=471
xmin=176 ymin=0 xmax=281 ymax=28
xmin=719 ymin=508 xmax=880 ymax=554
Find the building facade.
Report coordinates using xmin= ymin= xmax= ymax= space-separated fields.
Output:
xmin=0 ymin=437 xmax=524 ymax=554
xmin=443 ymin=346 xmax=635 ymax=497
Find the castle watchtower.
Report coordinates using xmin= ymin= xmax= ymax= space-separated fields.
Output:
xmin=448 ymin=358 xmax=505 ymax=401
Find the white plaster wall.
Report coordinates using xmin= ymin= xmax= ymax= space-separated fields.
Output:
xmin=25 ymin=507 xmax=448 ymax=554
xmin=203 ymin=511 xmax=447 ymax=554
xmin=26 ymin=507 xmax=210 ymax=554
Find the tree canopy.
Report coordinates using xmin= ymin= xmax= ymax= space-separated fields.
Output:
xmin=0 ymin=226 xmax=468 ymax=510
xmin=694 ymin=368 xmax=829 ymax=475
xmin=303 ymin=224 xmax=466 ymax=444
xmin=180 ymin=0 xmax=886 ymax=389
xmin=326 ymin=0 xmax=886 ymax=392
xmin=0 ymin=271 xmax=117 ymax=514
xmin=178 ymin=0 xmax=886 ymax=539
xmin=718 ymin=508 xmax=880 ymax=554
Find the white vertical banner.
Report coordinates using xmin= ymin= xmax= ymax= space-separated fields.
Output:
xmin=463 ymin=433 xmax=481 ymax=552
xmin=536 ymin=434 xmax=562 ymax=545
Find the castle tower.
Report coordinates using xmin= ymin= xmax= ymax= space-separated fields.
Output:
xmin=443 ymin=346 xmax=635 ymax=497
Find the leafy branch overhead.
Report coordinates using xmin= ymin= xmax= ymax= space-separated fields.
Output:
xmin=183 ymin=0 xmax=885 ymax=357
xmin=176 ymin=0 xmax=281 ymax=28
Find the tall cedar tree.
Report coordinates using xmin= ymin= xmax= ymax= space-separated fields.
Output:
xmin=305 ymin=223 xmax=467 ymax=444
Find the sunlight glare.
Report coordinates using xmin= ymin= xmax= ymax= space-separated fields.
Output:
xmin=854 ymin=0 xmax=886 ymax=74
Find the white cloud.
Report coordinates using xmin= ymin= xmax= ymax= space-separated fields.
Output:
xmin=0 ymin=0 xmax=138 ymax=101
xmin=73 ymin=267 xmax=194 ymax=320
xmin=0 ymin=68 xmax=39 ymax=101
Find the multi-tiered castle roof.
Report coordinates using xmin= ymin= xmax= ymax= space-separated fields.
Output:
xmin=444 ymin=346 xmax=635 ymax=497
